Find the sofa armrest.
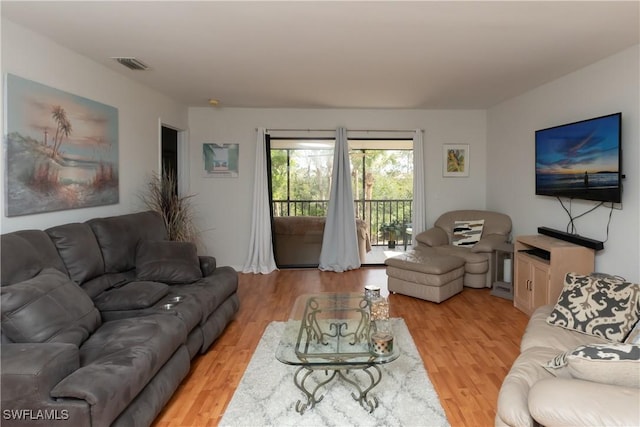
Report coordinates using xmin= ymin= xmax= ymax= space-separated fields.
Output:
xmin=1 ymin=343 xmax=79 ymax=401
xmin=471 ymin=234 xmax=508 ymax=253
xmin=529 ymin=378 xmax=640 ymax=427
xmin=199 ymin=256 xmax=217 ymax=276
xmin=415 ymin=227 xmax=448 ymax=247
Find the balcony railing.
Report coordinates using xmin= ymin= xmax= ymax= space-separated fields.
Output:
xmin=272 ymin=199 xmax=412 ymax=246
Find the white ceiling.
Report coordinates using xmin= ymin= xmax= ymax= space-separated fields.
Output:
xmin=2 ymin=1 xmax=639 ymax=109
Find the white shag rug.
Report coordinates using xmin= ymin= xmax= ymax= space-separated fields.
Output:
xmin=220 ymin=318 xmax=449 ymax=427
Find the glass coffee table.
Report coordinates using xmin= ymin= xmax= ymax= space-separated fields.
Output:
xmin=275 ymin=293 xmax=400 ymax=414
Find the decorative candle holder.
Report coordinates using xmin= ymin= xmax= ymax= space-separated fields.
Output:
xmin=364 ymin=285 xmax=381 ymax=301
xmin=369 ymin=296 xmax=393 ymax=355
xmin=370 ymin=332 xmax=394 ymax=356
xmin=369 ymin=297 xmax=389 ymax=321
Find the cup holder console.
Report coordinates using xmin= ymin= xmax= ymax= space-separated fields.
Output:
xmin=159 ymin=295 xmax=185 ymax=311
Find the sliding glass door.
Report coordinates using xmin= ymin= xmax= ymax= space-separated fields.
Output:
xmin=350 ymin=140 xmax=413 ymax=263
xmin=268 ymin=137 xmax=413 ymax=267
xmin=268 ymin=137 xmax=334 ymax=267
xmin=269 ymin=139 xmax=334 ymax=217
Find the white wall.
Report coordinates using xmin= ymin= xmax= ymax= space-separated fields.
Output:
xmin=487 ymin=45 xmax=640 ymax=282
xmin=188 ymin=108 xmax=486 ymax=268
xmin=8 ymin=16 xmax=635 ymax=279
xmin=1 ymin=19 xmax=189 ymax=233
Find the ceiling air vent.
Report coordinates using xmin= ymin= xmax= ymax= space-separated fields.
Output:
xmin=112 ymin=57 xmax=149 ymax=71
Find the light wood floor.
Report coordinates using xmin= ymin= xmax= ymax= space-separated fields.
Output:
xmin=153 ymin=268 xmax=529 ymax=427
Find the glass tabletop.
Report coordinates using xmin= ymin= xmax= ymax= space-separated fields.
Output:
xmin=275 ymin=293 xmax=400 ymax=366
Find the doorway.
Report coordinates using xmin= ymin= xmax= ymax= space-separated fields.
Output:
xmin=161 ymin=126 xmax=178 ymax=196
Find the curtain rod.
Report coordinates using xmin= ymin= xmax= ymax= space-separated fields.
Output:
xmin=260 ymin=128 xmax=423 ymax=133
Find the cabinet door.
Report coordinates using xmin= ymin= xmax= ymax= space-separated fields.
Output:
xmin=514 ymin=254 xmax=532 ymax=312
xmin=531 ymin=259 xmax=550 ymax=310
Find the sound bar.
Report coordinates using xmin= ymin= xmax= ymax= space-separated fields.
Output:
xmin=538 ymin=227 xmax=604 ymax=251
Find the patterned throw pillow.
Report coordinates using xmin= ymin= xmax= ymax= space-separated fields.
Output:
xmin=452 ymin=220 xmax=484 ymax=247
xmin=546 ymin=273 xmax=640 ymax=342
xmin=544 ymin=343 xmax=640 ymax=388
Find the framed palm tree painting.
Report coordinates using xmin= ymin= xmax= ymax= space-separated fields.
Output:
xmin=4 ymin=74 xmax=119 ymax=216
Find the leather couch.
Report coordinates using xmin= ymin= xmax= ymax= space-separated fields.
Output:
xmin=0 ymin=211 xmax=239 ymax=427
xmin=415 ymin=209 xmax=512 ymax=288
xmin=272 ymin=216 xmax=370 ymax=266
xmin=496 ymin=274 xmax=640 ymax=426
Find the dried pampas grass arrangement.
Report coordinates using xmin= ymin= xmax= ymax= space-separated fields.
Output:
xmin=140 ymin=172 xmax=197 ymax=243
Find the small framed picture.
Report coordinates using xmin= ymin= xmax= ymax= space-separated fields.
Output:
xmin=443 ymin=144 xmax=469 ymax=177
xmin=203 ymin=143 xmax=239 ymax=178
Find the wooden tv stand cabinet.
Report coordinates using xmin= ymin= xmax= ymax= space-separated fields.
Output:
xmin=513 ymin=234 xmax=595 ymax=316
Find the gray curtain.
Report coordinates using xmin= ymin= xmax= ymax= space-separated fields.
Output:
xmin=242 ymin=128 xmax=278 ymax=274
xmin=318 ymin=127 xmax=361 ymax=272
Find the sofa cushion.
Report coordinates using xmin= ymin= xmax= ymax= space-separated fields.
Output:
xmin=47 ymin=223 xmax=105 ymax=284
xmin=452 ymin=219 xmax=484 ymax=247
xmin=496 ymin=346 xmax=559 ymax=427
xmin=136 ymin=240 xmax=202 ymax=284
xmin=529 ymin=378 xmax=640 ymax=427
xmin=50 ymin=314 xmax=186 ymax=427
xmin=88 ymin=211 xmax=168 ymax=273
xmin=81 ymin=271 xmax=136 ymax=299
xmin=171 ymin=266 xmax=238 ymax=324
xmin=0 ymin=268 xmax=101 ymax=346
xmin=1 ymin=230 xmax=68 ymax=285
xmin=432 ymin=245 xmax=489 ymax=274
xmin=0 ymin=234 xmax=43 ymax=286
xmin=544 ymin=343 xmax=640 ymax=388
xmin=93 ymin=281 xmax=169 ymax=311
xmin=384 ymin=248 xmax=465 ymax=275
xmin=0 ymin=342 xmax=80 ymax=401
xmin=547 ymin=273 xmax=640 ymax=342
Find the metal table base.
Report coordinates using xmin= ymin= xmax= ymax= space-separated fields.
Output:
xmin=293 ymin=364 xmax=382 ymax=414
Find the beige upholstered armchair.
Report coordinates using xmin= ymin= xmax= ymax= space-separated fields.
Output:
xmin=415 ymin=210 xmax=512 ymax=288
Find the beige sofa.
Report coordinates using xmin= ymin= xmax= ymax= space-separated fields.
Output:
xmin=273 ymin=216 xmax=370 ymax=266
xmin=415 ymin=209 xmax=512 ymax=288
xmin=496 ymin=273 xmax=640 ymax=427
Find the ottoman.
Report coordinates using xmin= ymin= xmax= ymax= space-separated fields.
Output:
xmin=385 ymin=248 xmax=465 ymax=303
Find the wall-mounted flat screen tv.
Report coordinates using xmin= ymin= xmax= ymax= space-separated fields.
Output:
xmin=535 ymin=113 xmax=622 ymax=203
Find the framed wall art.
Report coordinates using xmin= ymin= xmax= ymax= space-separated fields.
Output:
xmin=443 ymin=144 xmax=469 ymax=177
xmin=4 ymin=74 xmax=119 ymax=216
xmin=203 ymin=143 xmax=239 ymax=177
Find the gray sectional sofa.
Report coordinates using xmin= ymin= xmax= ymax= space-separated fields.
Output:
xmin=0 ymin=211 xmax=239 ymax=427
